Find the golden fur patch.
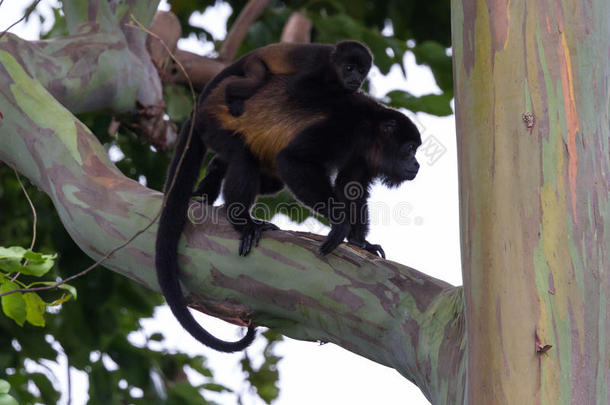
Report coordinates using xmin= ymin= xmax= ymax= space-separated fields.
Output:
xmin=203 ymin=75 xmax=327 ymax=170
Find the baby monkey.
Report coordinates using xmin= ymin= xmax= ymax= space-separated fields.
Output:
xmin=224 ymin=40 xmax=373 ymax=116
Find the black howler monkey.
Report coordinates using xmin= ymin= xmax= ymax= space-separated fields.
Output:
xmin=156 ymin=42 xmax=419 ymax=353
xmin=197 ymin=75 xmax=421 ymax=257
xmin=224 ymin=40 xmax=372 ymax=116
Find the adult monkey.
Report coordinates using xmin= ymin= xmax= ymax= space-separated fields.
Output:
xmin=156 ymin=42 xmax=412 ymax=353
xmin=196 ymin=76 xmax=421 ymax=257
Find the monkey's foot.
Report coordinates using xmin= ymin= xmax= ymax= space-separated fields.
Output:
xmin=348 ymin=239 xmax=386 ymax=259
xmin=239 ymin=222 xmax=279 ymax=256
xmin=320 ymin=223 xmax=351 ymax=256
xmin=227 ymin=99 xmax=245 ymax=117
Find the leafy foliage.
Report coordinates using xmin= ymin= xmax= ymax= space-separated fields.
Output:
xmin=0 ymin=379 xmax=19 ymax=405
xmin=240 ymin=330 xmax=283 ymax=404
xmin=0 ymin=246 xmax=76 ymax=327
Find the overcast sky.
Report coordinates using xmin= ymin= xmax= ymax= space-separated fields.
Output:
xmin=1 ymin=2 xmax=461 ymax=404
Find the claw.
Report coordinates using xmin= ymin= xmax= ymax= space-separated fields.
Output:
xmin=238 ymin=222 xmax=279 ymax=256
xmin=319 ymin=222 xmax=350 ymax=256
xmin=347 ymin=239 xmax=386 ymax=259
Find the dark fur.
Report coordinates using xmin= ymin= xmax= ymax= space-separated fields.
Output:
xmin=156 ymin=42 xmax=418 ymax=353
xmin=224 ymin=41 xmax=373 ymax=116
xmin=197 ymin=74 xmax=421 ymax=258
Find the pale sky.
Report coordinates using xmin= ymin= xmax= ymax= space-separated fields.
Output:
xmin=1 ymin=2 xmax=461 ymax=404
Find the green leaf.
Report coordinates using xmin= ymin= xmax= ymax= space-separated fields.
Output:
xmin=1 ymin=280 xmax=26 ymax=326
xmin=29 ymin=282 xmax=77 ymax=300
xmin=23 ymin=250 xmax=44 ymax=261
xmin=0 ymin=380 xmax=9 ymax=394
xmin=58 ymin=283 xmax=77 ymax=300
xmin=149 ymin=332 xmax=164 ymax=342
xmin=0 ymin=246 xmax=27 ymax=260
xmin=386 ymin=90 xmax=453 ymax=116
xmin=0 ymin=393 xmax=19 ymax=405
xmin=48 ymin=294 xmax=73 ymax=306
xmin=0 ymin=246 xmax=26 ymax=273
xmin=0 ymin=247 xmax=56 ymax=276
xmin=20 ymin=253 xmax=56 ymax=277
xmin=189 ymin=356 xmax=213 ymax=378
xmin=199 ymin=383 xmax=231 ymax=393
xmin=412 ymin=41 xmax=454 ymax=94
xmin=24 ymin=292 xmax=46 ymax=327
xmin=30 ymin=372 xmax=60 ymax=404
xmin=0 ymin=378 xmax=20 ymax=405
xmin=168 ymin=381 xmax=211 ymax=404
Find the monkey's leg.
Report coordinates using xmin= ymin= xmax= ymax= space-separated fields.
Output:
xmin=192 ymin=156 xmax=228 ymax=204
xmin=259 ymin=175 xmax=284 ymax=195
xmin=223 ymin=148 xmax=278 ymax=256
xmin=225 ymin=57 xmax=268 ymax=117
xmin=334 ymin=167 xmax=385 ymax=259
xmin=277 ymin=126 xmax=350 ymax=255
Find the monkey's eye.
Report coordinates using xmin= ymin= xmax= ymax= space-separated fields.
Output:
xmin=382 ymin=120 xmax=397 ymax=135
xmin=345 ymin=64 xmax=354 ymax=72
xmin=401 ymin=143 xmax=417 ymax=155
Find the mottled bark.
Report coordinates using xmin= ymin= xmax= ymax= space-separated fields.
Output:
xmin=0 ymin=41 xmax=465 ymax=405
xmin=0 ymin=0 xmax=174 ymax=149
xmin=451 ymin=0 xmax=610 ymax=403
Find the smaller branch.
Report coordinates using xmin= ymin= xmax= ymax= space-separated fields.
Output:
xmin=0 ymin=211 xmax=160 ymax=298
xmin=146 ymin=11 xmax=181 ymax=73
xmin=280 ymin=12 xmax=312 ymax=43
xmin=170 ymin=50 xmax=226 ymax=90
xmin=14 ymin=170 xmax=37 ymax=251
xmin=9 ymin=170 xmax=38 ymax=283
xmin=218 ymin=0 xmax=270 ymax=62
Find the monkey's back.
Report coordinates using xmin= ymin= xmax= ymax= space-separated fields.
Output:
xmin=202 ymin=75 xmax=328 ymax=169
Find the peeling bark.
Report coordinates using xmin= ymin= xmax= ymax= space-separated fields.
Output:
xmin=452 ymin=0 xmax=610 ymax=403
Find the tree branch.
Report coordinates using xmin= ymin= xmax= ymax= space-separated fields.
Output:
xmin=217 ymin=0 xmax=270 ymax=62
xmin=0 ymin=18 xmax=175 ymax=149
xmin=146 ymin=11 xmax=181 ymax=74
xmin=0 ymin=53 xmax=465 ymax=403
xmin=280 ymin=12 xmax=312 ymax=43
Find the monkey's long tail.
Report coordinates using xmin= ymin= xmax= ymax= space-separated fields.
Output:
xmin=155 ymin=117 xmax=255 ymax=352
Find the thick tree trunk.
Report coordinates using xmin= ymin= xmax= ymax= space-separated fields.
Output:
xmin=451 ymin=0 xmax=610 ymax=403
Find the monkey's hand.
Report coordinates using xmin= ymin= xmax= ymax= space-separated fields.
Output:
xmin=227 ymin=98 xmax=245 ymax=117
xmin=348 ymin=239 xmax=386 ymax=259
xmin=320 ymin=222 xmax=351 ymax=256
xmin=239 ymin=221 xmax=279 ymax=256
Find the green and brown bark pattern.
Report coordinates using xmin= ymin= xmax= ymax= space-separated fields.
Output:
xmin=0 ymin=23 xmax=466 ymax=404
xmin=452 ymin=0 xmax=609 ymax=403
xmin=0 ymin=0 xmax=173 ymax=149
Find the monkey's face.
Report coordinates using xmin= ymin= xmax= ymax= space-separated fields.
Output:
xmin=376 ymin=116 xmax=422 ymax=187
xmin=332 ymin=42 xmax=373 ymax=91
xmin=340 ymin=62 xmax=368 ymax=91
